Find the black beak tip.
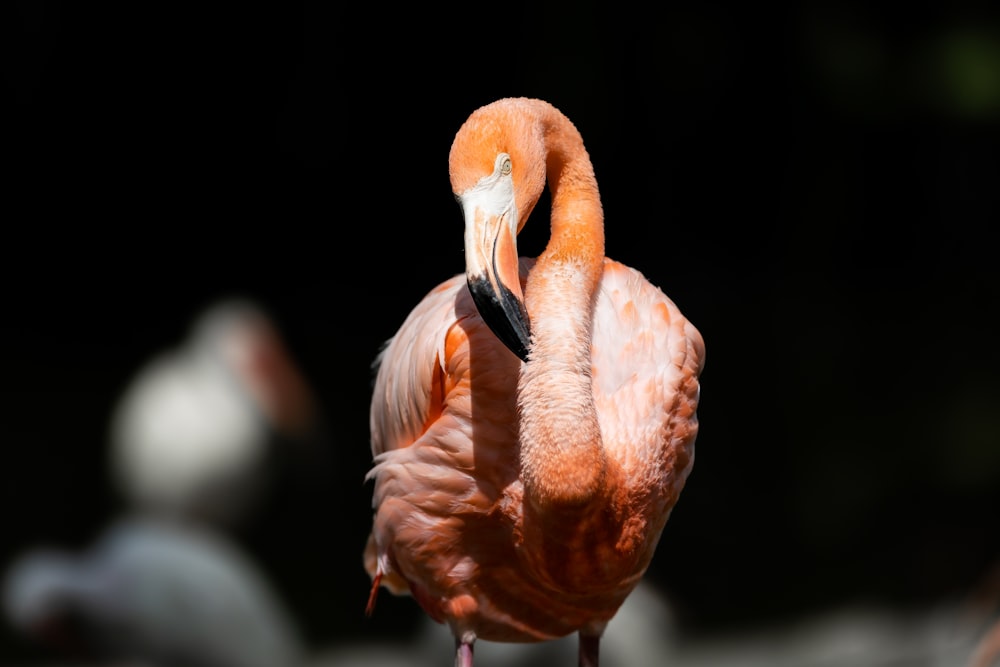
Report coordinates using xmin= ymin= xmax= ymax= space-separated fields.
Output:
xmin=467 ymin=277 xmax=531 ymax=362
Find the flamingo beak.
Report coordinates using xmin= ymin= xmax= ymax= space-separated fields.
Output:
xmin=460 ymin=163 xmax=531 ymax=362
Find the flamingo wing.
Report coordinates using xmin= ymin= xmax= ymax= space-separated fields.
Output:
xmin=364 ymin=272 xmax=509 ymax=601
xmin=368 ymin=274 xmax=466 ymax=459
xmin=591 ymin=259 xmax=706 ymax=541
xmin=363 ymin=265 xmax=531 ymax=625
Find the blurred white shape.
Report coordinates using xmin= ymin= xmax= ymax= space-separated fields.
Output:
xmin=3 ymin=515 xmax=306 ymax=667
xmin=668 ymin=601 xmax=989 ymax=667
xmin=108 ymin=298 xmax=321 ymax=528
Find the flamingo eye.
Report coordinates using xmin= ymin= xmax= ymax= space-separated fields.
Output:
xmin=499 ymin=155 xmax=512 ymax=176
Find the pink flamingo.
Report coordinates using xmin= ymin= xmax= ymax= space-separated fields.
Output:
xmin=364 ymin=97 xmax=705 ymax=667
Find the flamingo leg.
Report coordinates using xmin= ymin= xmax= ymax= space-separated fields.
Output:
xmin=579 ymin=633 xmax=600 ymax=667
xmin=365 ymin=570 xmax=382 ymax=617
xmin=455 ymin=637 xmax=474 ymax=667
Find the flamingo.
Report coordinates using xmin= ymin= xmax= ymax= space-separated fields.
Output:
xmin=108 ymin=298 xmax=325 ymax=530
xmin=362 ymin=97 xmax=705 ymax=667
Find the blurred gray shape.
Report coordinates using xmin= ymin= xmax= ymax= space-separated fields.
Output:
xmin=4 ymin=515 xmax=306 ymax=667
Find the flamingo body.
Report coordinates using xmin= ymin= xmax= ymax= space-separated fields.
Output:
xmin=364 ymin=98 xmax=704 ymax=665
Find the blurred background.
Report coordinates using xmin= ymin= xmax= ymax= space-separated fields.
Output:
xmin=3 ymin=1 xmax=999 ymax=665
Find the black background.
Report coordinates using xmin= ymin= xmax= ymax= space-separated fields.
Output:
xmin=3 ymin=0 xmax=1000 ymax=660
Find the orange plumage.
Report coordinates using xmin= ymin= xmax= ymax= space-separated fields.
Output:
xmin=364 ymin=98 xmax=705 ymax=667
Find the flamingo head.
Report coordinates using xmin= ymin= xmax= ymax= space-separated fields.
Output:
xmin=449 ymin=98 xmax=550 ymax=362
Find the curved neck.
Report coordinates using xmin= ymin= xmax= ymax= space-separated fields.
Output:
xmin=517 ymin=108 xmax=607 ymax=514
